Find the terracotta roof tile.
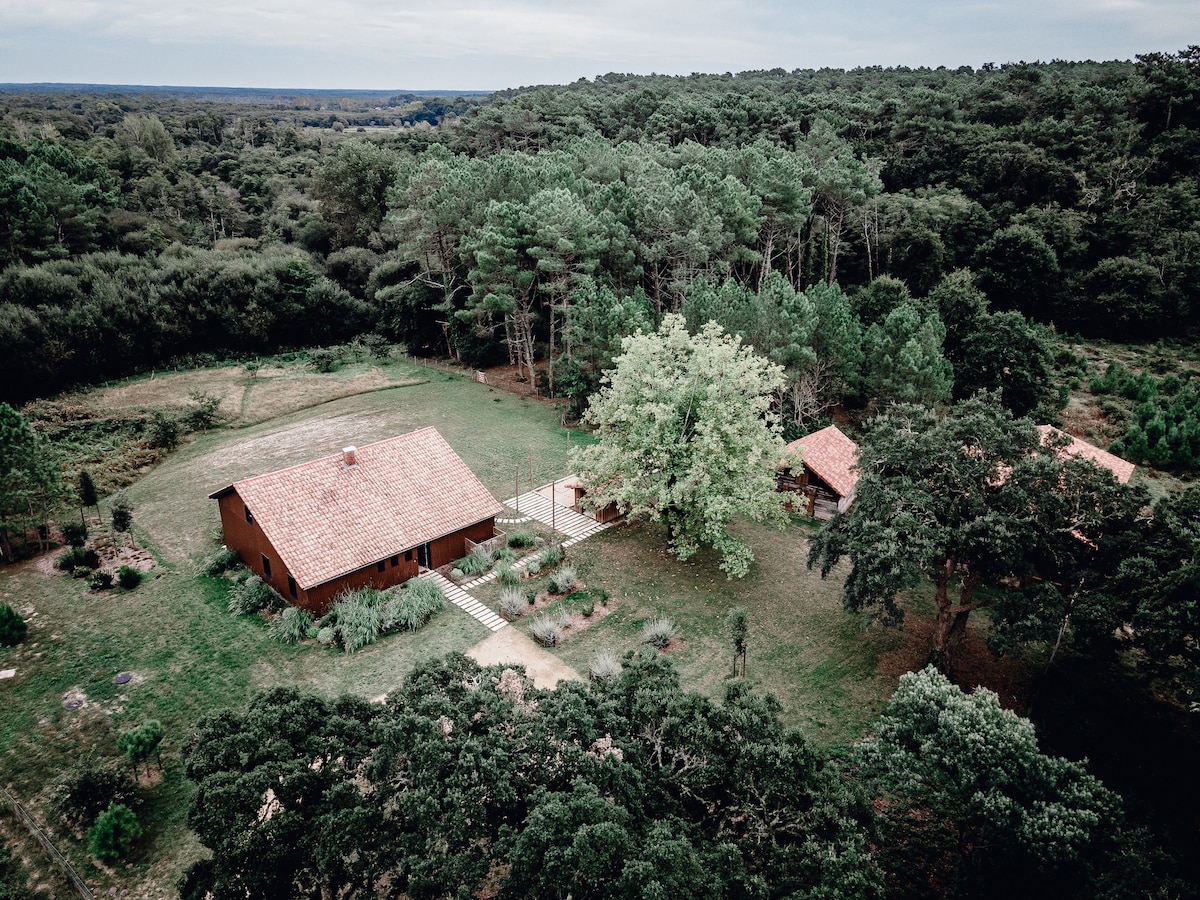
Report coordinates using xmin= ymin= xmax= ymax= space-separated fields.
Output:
xmin=784 ymin=425 xmax=860 ymax=498
xmin=1037 ymin=425 xmax=1135 ymax=484
xmin=209 ymin=427 xmax=503 ymax=588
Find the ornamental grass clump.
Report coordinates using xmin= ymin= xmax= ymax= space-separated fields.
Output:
xmin=331 ymin=589 xmax=383 ymax=652
xmin=117 ymin=565 xmax=141 ymax=589
xmin=200 ymin=547 xmax=240 ymax=576
xmin=506 ymin=527 xmax=538 ymax=549
xmin=493 ymin=546 xmax=517 ymax=565
xmin=228 ymin=574 xmax=282 ymax=616
xmin=270 ymin=606 xmax=314 ymax=644
xmin=539 ymin=544 xmax=564 ymax=568
xmin=498 ymin=588 xmax=526 ymax=620
xmin=456 ymin=550 xmax=491 ymax=577
xmin=495 ymin=562 xmax=520 ymax=586
xmin=549 ymin=564 xmax=577 ymax=595
xmin=641 ymin=617 xmax=676 ymax=649
xmin=383 ymin=579 xmax=445 ymax=632
xmin=529 ymin=613 xmax=563 ymax=647
xmin=589 ymin=649 xmax=623 ymax=683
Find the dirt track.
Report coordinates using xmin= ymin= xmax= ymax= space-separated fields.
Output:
xmin=467 ymin=628 xmax=583 ymax=689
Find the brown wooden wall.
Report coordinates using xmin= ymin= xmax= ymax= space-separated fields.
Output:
xmin=428 ymin=519 xmax=496 ymax=569
xmin=304 ymin=553 xmax=420 ymax=614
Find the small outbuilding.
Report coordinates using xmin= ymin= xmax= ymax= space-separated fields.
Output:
xmin=1036 ymin=425 xmax=1136 ymax=484
xmin=209 ymin=427 xmax=503 ymax=614
xmin=778 ymin=424 xmax=860 ymax=520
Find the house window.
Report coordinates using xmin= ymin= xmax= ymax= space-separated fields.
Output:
xmin=377 ymin=560 xmax=385 ymax=573
xmin=261 ymin=554 xmax=272 ymax=579
xmin=404 ymin=549 xmax=413 ymax=562
xmin=244 ymin=505 xmax=253 ymax=524
xmin=390 ymin=555 xmax=400 ymax=567
xmin=287 ymin=575 xmax=297 ymax=600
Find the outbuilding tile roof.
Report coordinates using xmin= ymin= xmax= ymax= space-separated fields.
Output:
xmin=209 ymin=427 xmax=503 ymax=588
xmin=1037 ymin=425 xmax=1135 ymax=484
xmin=784 ymin=425 xmax=860 ymax=498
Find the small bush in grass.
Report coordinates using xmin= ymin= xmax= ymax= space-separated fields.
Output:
xmin=316 ymin=626 xmax=337 ymax=645
xmin=549 ymin=565 xmax=577 ymax=595
xmin=556 ymin=607 xmax=574 ymax=629
xmin=53 ymin=753 xmax=140 ymax=829
xmin=449 ymin=567 xmax=465 ymax=580
xmin=271 ymin=606 xmax=314 ymax=644
xmin=506 ymin=527 xmax=538 ymax=549
xmin=495 ymin=562 xmax=520 ymax=586
xmin=529 ymin=613 xmax=563 ymax=647
xmin=581 ymin=601 xmax=595 ymax=617
xmin=201 ymin=547 xmax=240 ymax=576
xmin=539 ymin=544 xmax=564 ymax=568
xmin=0 ymin=604 xmax=27 ymax=646
xmin=72 ymin=565 xmax=92 ymax=579
xmin=493 ymin=546 xmax=517 ymax=564
xmin=455 ymin=551 xmax=491 ymax=577
xmin=498 ymin=588 xmax=526 ymax=620
xmin=88 ymin=803 xmax=142 ymax=862
xmin=62 ymin=521 xmax=88 ymax=548
xmin=89 ymin=569 xmax=114 ymax=590
xmin=117 ymin=565 xmax=141 ymax=589
xmin=642 ymin=617 xmax=676 ymax=649
xmin=228 ymin=575 xmax=282 ymax=615
xmin=590 ymin=650 xmax=622 ymax=682
xmin=332 ymin=589 xmax=383 ymax=652
xmin=526 ymin=560 xmax=541 ymax=576
xmin=57 ymin=546 xmax=99 ymax=571
xmin=382 ymin=579 xmax=444 ymax=632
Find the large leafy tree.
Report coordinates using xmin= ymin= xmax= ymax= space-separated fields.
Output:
xmin=573 ymin=314 xmax=788 ymax=577
xmin=808 ymin=395 xmax=1136 ymax=669
xmin=856 ymin=666 xmax=1139 ymax=899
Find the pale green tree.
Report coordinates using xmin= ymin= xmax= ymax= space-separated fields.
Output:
xmin=572 ymin=315 xmax=787 ymax=577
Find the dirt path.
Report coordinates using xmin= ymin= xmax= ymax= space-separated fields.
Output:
xmin=467 ymin=628 xmax=583 ymax=689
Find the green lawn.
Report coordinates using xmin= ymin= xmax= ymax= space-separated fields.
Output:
xmin=0 ymin=357 xmax=899 ymax=894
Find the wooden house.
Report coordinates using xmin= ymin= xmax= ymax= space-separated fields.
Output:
xmin=778 ymin=425 xmax=860 ymax=520
xmin=209 ymin=427 xmax=503 ymax=614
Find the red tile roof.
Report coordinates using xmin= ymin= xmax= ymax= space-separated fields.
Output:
xmin=1037 ymin=425 xmax=1136 ymax=484
xmin=785 ymin=425 xmax=860 ymax=498
xmin=209 ymin=427 xmax=503 ymax=588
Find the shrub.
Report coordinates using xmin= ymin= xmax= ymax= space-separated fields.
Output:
xmin=581 ymin=602 xmax=595 ymax=617
xmin=53 ymin=754 xmax=140 ymax=829
xmin=57 ymin=546 xmax=99 ymax=571
xmin=316 ymin=626 xmax=337 ymax=645
xmin=201 ymin=547 xmax=240 ymax=576
xmin=110 ymin=490 xmax=133 ymax=534
xmin=0 ymin=604 xmax=27 ymax=646
xmin=88 ymin=803 xmax=142 ymax=862
xmin=182 ymin=390 xmax=222 ymax=430
xmin=526 ymin=560 xmax=541 ymax=576
xmin=270 ymin=606 xmax=314 ymax=644
xmin=498 ymin=588 xmax=526 ymax=619
xmin=549 ymin=565 xmax=577 ymax=595
xmin=88 ymin=569 xmax=114 ymax=590
xmin=332 ymin=589 xmax=383 ymax=652
xmin=382 ymin=579 xmax=444 ymax=633
xmin=529 ymin=613 xmax=563 ymax=647
xmin=228 ymin=575 xmax=282 ymax=615
xmin=495 ymin=562 xmax=520 ymax=586
xmin=589 ymin=649 xmax=622 ymax=682
xmin=309 ymin=347 xmax=340 ymax=373
xmin=506 ymin=527 xmax=538 ymax=549
xmin=539 ymin=544 xmax=564 ymax=568
xmin=642 ymin=617 xmax=676 ymax=649
xmin=493 ymin=546 xmax=517 ymax=564
xmin=72 ymin=565 xmax=93 ymax=579
xmin=449 ymin=567 xmax=466 ymax=580
xmin=149 ymin=409 xmax=180 ymax=450
xmin=455 ymin=550 xmax=491 ymax=577
xmin=117 ymin=565 xmax=141 ymax=589
xmin=117 ymin=720 xmax=164 ymax=775
xmin=61 ymin=521 xmax=88 ymax=548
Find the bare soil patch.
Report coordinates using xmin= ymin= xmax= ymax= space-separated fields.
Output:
xmin=466 ymin=628 xmax=582 ymax=689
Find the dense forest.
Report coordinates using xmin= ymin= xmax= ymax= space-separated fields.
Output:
xmin=2 ymin=53 xmax=1200 ymax=897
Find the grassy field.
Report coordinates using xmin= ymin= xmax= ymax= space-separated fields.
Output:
xmin=0 ymin=354 xmax=900 ymax=896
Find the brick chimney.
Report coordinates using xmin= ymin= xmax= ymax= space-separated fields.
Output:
xmin=342 ymin=446 xmax=357 ymax=467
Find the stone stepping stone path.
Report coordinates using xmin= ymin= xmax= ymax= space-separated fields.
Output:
xmin=419 ymin=571 xmax=506 ymax=632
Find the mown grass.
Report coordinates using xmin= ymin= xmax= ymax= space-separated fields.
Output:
xmin=1 ymin=355 xmax=898 ymax=894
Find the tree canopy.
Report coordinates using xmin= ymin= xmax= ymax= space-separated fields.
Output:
xmin=572 ymin=314 xmax=788 ymax=576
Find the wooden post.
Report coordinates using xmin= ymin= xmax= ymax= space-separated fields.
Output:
xmin=529 ymin=447 xmax=534 ymax=492
xmin=551 ymin=490 xmax=556 ymax=536
xmin=565 ymin=429 xmax=570 ymax=473
xmin=515 ymin=466 xmax=520 ymax=515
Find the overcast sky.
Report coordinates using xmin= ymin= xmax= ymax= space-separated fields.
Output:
xmin=0 ymin=0 xmax=1195 ymax=92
